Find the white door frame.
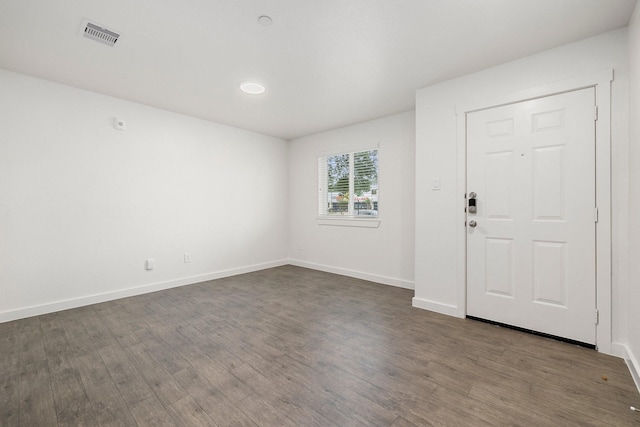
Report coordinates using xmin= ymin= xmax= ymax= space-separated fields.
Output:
xmin=455 ymin=69 xmax=613 ymax=354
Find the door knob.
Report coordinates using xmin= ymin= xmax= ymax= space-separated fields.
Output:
xmin=468 ymin=220 xmax=477 ymax=228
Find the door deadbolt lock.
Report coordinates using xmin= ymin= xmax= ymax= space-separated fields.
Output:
xmin=468 ymin=192 xmax=477 ymax=214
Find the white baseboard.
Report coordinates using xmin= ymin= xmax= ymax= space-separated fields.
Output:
xmin=0 ymin=259 xmax=410 ymax=323
xmin=411 ymin=297 xmax=463 ymax=318
xmin=288 ymin=259 xmax=414 ymax=290
xmin=0 ymin=259 xmax=288 ymax=323
xmin=617 ymin=344 xmax=640 ymax=394
xmin=610 ymin=342 xmax=627 ymax=359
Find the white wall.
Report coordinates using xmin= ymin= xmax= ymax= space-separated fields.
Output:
xmin=626 ymin=1 xmax=640 ymax=388
xmin=0 ymin=70 xmax=289 ymax=322
xmin=288 ymin=112 xmax=416 ymax=289
xmin=414 ymin=29 xmax=630 ymax=351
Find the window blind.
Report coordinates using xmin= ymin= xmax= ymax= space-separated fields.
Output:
xmin=318 ymin=149 xmax=378 ymax=217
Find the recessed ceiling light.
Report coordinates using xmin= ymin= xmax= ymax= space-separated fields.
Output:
xmin=258 ymin=15 xmax=272 ymax=26
xmin=240 ymin=81 xmax=266 ymax=95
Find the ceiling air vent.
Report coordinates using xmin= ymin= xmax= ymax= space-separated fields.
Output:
xmin=82 ymin=21 xmax=119 ymax=47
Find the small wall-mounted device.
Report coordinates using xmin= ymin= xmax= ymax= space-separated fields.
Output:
xmin=113 ymin=118 xmax=126 ymax=131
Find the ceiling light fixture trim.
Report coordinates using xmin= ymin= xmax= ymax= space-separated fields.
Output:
xmin=240 ymin=81 xmax=266 ymax=95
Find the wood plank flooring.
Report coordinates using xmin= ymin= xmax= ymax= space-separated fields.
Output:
xmin=1 ymin=265 xmax=639 ymax=426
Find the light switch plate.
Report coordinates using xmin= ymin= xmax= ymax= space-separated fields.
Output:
xmin=432 ymin=178 xmax=440 ymax=190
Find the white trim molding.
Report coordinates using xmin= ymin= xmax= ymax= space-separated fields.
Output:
xmin=0 ymin=259 xmax=289 ymax=323
xmin=412 ymin=297 xmax=460 ymax=317
xmin=289 ymin=258 xmax=414 ymax=290
xmin=316 ymin=217 xmax=380 ymax=228
xmin=615 ymin=344 xmax=640 ymax=394
xmin=455 ymin=69 xmax=614 ymax=354
xmin=1 ymin=259 xmax=414 ymax=323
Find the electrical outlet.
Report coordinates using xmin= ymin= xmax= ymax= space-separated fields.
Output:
xmin=145 ymin=258 xmax=155 ymax=270
xmin=184 ymin=253 xmax=191 ymax=263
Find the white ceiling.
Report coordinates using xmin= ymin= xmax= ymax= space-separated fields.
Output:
xmin=0 ymin=0 xmax=636 ymax=140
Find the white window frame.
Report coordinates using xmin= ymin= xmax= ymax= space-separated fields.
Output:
xmin=317 ymin=147 xmax=380 ymax=228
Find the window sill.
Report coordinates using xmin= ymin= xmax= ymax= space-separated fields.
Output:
xmin=316 ymin=217 xmax=380 ymax=228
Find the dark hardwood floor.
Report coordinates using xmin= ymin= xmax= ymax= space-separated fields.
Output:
xmin=1 ymin=265 xmax=639 ymax=426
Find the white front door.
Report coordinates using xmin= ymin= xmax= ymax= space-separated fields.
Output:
xmin=466 ymin=88 xmax=597 ymax=345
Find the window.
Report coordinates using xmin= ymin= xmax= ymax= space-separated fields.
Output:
xmin=318 ymin=149 xmax=378 ymax=218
